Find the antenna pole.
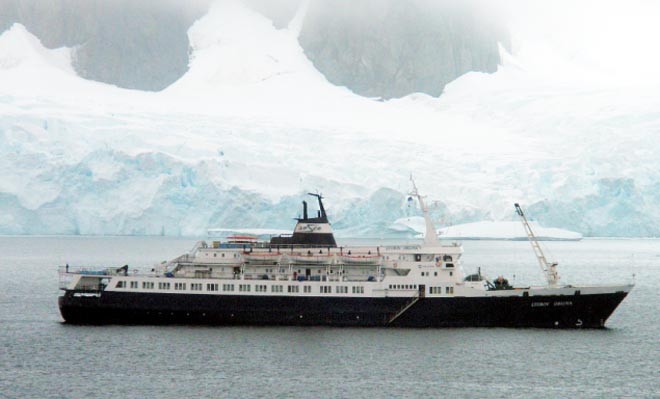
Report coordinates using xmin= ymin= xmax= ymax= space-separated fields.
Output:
xmin=514 ymin=203 xmax=559 ymax=287
xmin=410 ymin=175 xmax=438 ymax=245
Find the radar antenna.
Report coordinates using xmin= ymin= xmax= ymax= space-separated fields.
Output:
xmin=514 ymin=203 xmax=559 ymax=287
xmin=409 ymin=175 xmax=438 ymax=245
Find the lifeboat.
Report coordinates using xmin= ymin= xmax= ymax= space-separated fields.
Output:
xmin=340 ymin=254 xmax=383 ymax=265
xmin=242 ymin=250 xmax=282 ymax=264
xmin=286 ymin=251 xmax=335 ymax=265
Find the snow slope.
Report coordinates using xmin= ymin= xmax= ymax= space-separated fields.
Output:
xmin=1 ymin=1 xmax=660 ymax=237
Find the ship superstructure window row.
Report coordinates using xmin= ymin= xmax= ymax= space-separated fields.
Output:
xmin=158 ymin=282 xmax=170 ymax=290
xmin=143 ymin=282 xmax=154 ymax=289
xmin=256 ymin=285 xmax=267 ymax=292
xmin=191 ymin=283 xmax=203 ymax=291
xmin=288 ymin=285 xmax=299 ymax=293
xmin=175 ymin=282 xmax=186 ymax=290
xmin=388 ymin=284 xmax=418 ymax=290
xmin=116 ymin=281 xmax=126 ymax=288
xmin=239 ymin=284 xmax=251 ymax=292
xmin=352 ymin=286 xmax=364 ymax=294
xmin=272 ymin=285 xmax=283 ymax=293
xmin=207 ymin=283 xmax=219 ymax=292
xmin=130 ymin=281 xmax=138 ymax=289
xmin=336 ymin=286 xmax=348 ymax=294
xmin=223 ymin=284 xmax=234 ymax=291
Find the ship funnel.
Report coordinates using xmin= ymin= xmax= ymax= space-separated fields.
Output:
xmin=302 ymin=201 xmax=308 ymax=219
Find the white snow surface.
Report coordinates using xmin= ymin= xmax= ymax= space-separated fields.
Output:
xmin=1 ymin=0 xmax=660 ymax=236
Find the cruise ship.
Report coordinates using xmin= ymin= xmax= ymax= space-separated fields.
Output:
xmin=58 ymin=184 xmax=633 ymax=328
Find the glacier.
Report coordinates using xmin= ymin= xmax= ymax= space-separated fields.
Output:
xmin=1 ymin=1 xmax=660 ymax=237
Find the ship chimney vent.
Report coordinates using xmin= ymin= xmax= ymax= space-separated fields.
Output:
xmin=302 ymin=201 xmax=308 ymax=219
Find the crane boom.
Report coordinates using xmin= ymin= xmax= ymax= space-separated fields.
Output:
xmin=514 ymin=203 xmax=559 ymax=287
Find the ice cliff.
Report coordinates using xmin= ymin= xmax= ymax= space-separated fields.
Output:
xmin=1 ymin=1 xmax=659 ymax=237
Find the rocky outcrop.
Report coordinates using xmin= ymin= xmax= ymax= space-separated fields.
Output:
xmin=0 ymin=0 xmax=508 ymax=97
xmin=298 ymin=0 xmax=508 ymax=98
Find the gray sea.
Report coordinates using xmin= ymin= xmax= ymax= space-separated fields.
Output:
xmin=0 ymin=236 xmax=658 ymax=399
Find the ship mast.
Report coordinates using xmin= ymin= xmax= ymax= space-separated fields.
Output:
xmin=410 ymin=176 xmax=438 ymax=245
xmin=514 ymin=203 xmax=559 ymax=287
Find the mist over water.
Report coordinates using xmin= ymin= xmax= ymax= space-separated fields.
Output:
xmin=0 ymin=236 xmax=657 ymax=398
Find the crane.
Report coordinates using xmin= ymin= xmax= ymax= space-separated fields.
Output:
xmin=514 ymin=203 xmax=560 ymax=287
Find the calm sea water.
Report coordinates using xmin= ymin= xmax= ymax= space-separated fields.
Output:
xmin=0 ymin=236 xmax=657 ymax=399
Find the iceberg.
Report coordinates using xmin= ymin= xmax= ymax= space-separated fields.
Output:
xmin=438 ymin=221 xmax=582 ymax=241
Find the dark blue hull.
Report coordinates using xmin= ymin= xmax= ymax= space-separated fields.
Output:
xmin=59 ymin=290 xmax=629 ymax=328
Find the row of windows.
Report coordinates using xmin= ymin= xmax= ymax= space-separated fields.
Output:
xmin=420 ymin=271 xmax=453 ymax=277
xmin=429 ymin=286 xmax=454 ymax=294
xmin=115 ymin=280 xmax=365 ymax=294
xmin=389 ymin=284 xmax=418 ymax=290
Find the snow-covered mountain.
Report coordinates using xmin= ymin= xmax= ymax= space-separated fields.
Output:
xmin=1 ymin=0 xmax=659 ymax=237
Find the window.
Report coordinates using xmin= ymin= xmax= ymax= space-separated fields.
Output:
xmin=207 ymin=283 xmax=219 ymax=292
xmin=174 ymin=282 xmax=186 ymax=290
xmin=158 ymin=282 xmax=170 ymax=290
xmin=434 ymin=272 xmax=438 ymax=276
xmin=142 ymin=281 xmax=154 ymax=289
xmin=320 ymin=286 xmax=331 ymax=293
xmin=272 ymin=285 xmax=283 ymax=293
xmin=256 ymin=285 xmax=267 ymax=292
xmin=191 ymin=283 xmax=203 ymax=291
xmin=223 ymin=284 xmax=234 ymax=291
xmin=303 ymin=286 xmax=311 ymax=293
xmin=445 ymin=286 xmax=454 ymax=294
xmin=449 ymin=271 xmax=453 ymax=276
xmin=352 ymin=286 xmax=364 ymax=294
xmin=239 ymin=284 xmax=251 ymax=292
xmin=336 ymin=286 xmax=348 ymax=294
xmin=288 ymin=285 xmax=299 ymax=293
xmin=430 ymin=287 xmax=444 ymax=294
xmin=130 ymin=281 xmax=138 ymax=289
xmin=116 ymin=280 xmax=126 ymax=288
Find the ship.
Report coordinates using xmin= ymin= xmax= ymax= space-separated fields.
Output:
xmin=58 ymin=182 xmax=633 ymax=328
